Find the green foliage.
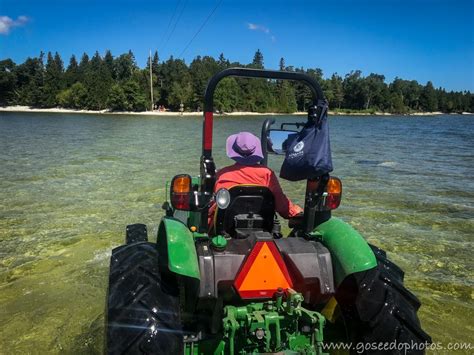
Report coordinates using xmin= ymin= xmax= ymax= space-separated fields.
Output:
xmin=123 ymin=80 xmax=147 ymax=111
xmin=251 ymin=49 xmax=264 ymax=69
xmin=420 ymin=81 xmax=438 ymax=112
xmin=83 ymin=51 xmax=113 ymax=110
xmin=107 ymin=81 xmax=147 ymax=111
xmin=114 ymin=52 xmax=137 ymax=82
xmin=343 ymin=70 xmax=366 ymax=109
xmin=215 ymin=77 xmax=240 ymax=112
xmin=276 ymin=81 xmax=297 ymax=113
xmin=389 ymin=92 xmax=407 ymax=114
xmin=218 ymin=53 xmax=230 ymax=70
xmin=57 ymin=82 xmax=87 ymax=109
xmin=2 ymin=49 xmax=473 ymax=114
xmin=363 ymin=74 xmax=388 ymax=110
xmin=43 ymin=52 xmax=65 ymax=107
xmin=168 ymin=81 xmax=193 ymax=109
xmin=160 ymin=56 xmax=192 ymax=109
xmin=328 ymin=74 xmax=344 ymax=109
xmin=189 ymin=56 xmax=220 ymax=109
xmin=0 ymin=59 xmax=17 ymax=106
xmin=104 ymin=50 xmax=115 ymax=80
xmin=64 ymin=55 xmax=79 ymax=87
xmin=107 ymin=84 xmax=127 ymax=111
xmin=151 ymin=51 xmax=160 ymax=75
xmin=13 ymin=54 xmax=45 ymax=107
xmin=78 ymin=53 xmax=89 ymax=78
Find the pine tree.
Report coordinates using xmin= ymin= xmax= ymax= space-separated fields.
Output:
xmin=330 ymin=74 xmax=343 ymax=109
xmin=84 ymin=51 xmax=112 ymax=109
xmin=251 ymin=49 xmax=264 ymax=69
xmin=16 ymin=54 xmax=45 ymax=107
xmin=160 ymin=56 xmax=192 ymax=109
xmin=104 ymin=50 xmax=115 ymax=80
xmin=217 ymin=53 xmax=229 ymax=70
xmin=420 ymin=81 xmax=438 ymax=112
xmin=114 ymin=52 xmax=137 ymax=82
xmin=122 ymin=80 xmax=147 ymax=111
xmin=0 ymin=59 xmax=17 ymax=106
xmin=152 ymin=51 xmax=160 ymax=74
xmin=65 ymin=55 xmax=79 ymax=86
xmin=189 ymin=55 xmax=219 ymax=109
xmin=279 ymin=57 xmax=285 ymax=71
xmin=43 ymin=52 xmax=64 ymax=107
xmin=128 ymin=50 xmax=137 ymax=65
xmin=78 ymin=53 xmax=89 ymax=79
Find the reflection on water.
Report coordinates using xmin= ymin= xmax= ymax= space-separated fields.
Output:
xmin=0 ymin=112 xmax=473 ymax=353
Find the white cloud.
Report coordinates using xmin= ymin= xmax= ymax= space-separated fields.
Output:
xmin=247 ymin=22 xmax=273 ymax=37
xmin=248 ymin=23 xmax=258 ymax=30
xmin=0 ymin=15 xmax=29 ymax=35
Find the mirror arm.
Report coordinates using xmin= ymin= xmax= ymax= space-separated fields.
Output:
xmin=280 ymin=122 xmax=305 ymax=130
xmin=261 ymin=118 xmax=276 ymax=166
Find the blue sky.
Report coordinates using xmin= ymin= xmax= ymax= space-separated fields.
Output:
xmin=1 ymin=0 xmax=473 ymax=91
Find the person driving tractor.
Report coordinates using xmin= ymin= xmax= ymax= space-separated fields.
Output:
xmin=209 ymin=131 xmax=303 ymax=225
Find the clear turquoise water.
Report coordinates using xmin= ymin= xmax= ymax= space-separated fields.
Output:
xmin=0 ymin=112 xmax=473 ymax=353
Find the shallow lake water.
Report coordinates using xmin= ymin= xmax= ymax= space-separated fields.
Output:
xmin=0 ymin=112 xmax=473 ymax=353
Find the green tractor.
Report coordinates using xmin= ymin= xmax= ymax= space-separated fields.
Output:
xmin=105 ymin=68 xmax=431 ymax=354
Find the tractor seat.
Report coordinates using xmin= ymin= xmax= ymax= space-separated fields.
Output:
xmin=214 ymin=185 xmax=275 ymax=238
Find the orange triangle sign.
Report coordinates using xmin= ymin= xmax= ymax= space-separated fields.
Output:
xmin=234 ymin=241 xmax=293 ymax=299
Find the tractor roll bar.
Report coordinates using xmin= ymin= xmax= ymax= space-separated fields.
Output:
xmin=198 ymin=68 xmax=326 ymax=233
xmin=202 ymin=68 xmax=325 ymax=157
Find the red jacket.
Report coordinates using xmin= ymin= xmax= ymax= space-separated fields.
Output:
xmin=211 ymin=163 xmax=303 ymax=219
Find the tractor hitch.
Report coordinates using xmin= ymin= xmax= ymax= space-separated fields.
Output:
xmin=218 ymin=289 xmax=327 ymax=355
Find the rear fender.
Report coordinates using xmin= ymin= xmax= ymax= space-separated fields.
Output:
xmin=157 ymin=217 xmax=200 ymax=280
xmin=314 ymin=217 xmax=377 ymax=286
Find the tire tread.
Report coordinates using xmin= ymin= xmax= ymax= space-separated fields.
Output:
xmin=106 ymin=242 xmax=182 ymax=354
xmin=336 ymin=246 xmax=431 ymax=354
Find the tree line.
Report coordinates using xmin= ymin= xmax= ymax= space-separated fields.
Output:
xmin=0 ymin=49 xmax=473 ymax=113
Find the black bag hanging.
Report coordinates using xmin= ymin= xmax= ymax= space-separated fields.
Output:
xmin=280 ymin=100 xmax=333 ymax=181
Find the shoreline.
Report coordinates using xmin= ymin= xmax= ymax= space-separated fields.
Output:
xmin=0 ymin=106 xmax=472 ymax=117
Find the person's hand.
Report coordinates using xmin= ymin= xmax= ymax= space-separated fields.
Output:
xmin=288 ymin=212 xmax=304 ymax=229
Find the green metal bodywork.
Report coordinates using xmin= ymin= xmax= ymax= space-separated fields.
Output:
xmin=157 ymin=217 xmax=200 ymax=280
xmin=162 ymin=175 xmax=377 ymax=353
xmin=313 ymin=217 xmax=377 ymax=286
xmin=160 ymin=211 xmax=376 ymax=286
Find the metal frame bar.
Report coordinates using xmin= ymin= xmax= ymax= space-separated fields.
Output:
xmin=199 ymin=68 xmax=326 ymax=232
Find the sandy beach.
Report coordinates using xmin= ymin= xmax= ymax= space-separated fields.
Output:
xmin=0 ymin=105 xmax=470 ymax=117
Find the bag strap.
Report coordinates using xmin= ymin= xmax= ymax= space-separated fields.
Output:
xmin=308 ymin=99 xmax=329 ymax=127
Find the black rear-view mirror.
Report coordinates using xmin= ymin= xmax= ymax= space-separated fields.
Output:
xmin=267 ymin=130 xmax=298 ymax=155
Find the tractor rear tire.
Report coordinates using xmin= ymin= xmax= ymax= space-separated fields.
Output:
xmin=106 ymin=241 xmax=182 ymax=354
xmin=335 ymin=245 xmax=431 ymax=354
xmin=125 ymin=223 xmax=148 ymax=244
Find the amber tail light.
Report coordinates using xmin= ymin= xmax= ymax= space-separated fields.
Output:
xmin=323 ymin=176 xmax=342 ymax=210
xmin=170 ymin=174 xmax=192 ymax=210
